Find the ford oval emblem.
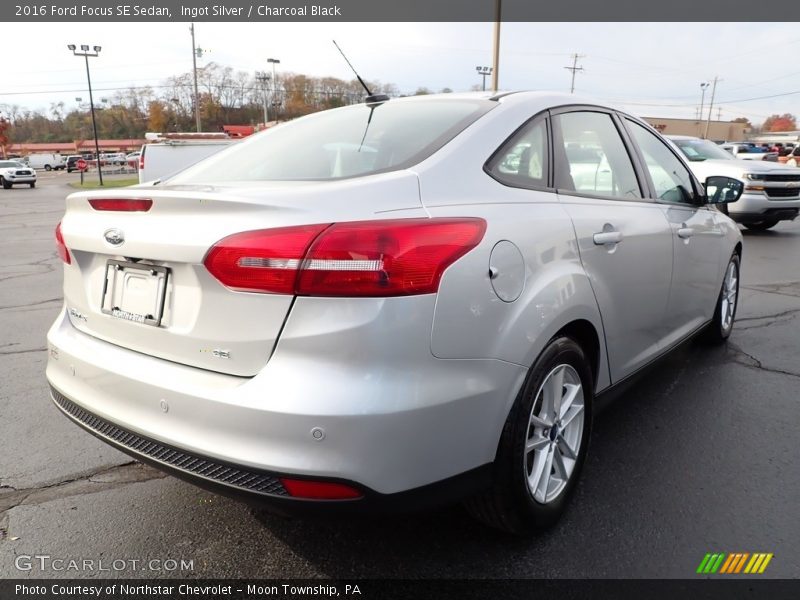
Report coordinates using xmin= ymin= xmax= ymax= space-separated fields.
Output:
xmin=104 ymin=228 xmax=125 ymax=246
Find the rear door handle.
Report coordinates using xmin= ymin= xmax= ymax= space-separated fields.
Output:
xmin=593 ymin=231 xmax=623 ymax=245
xmin=677 ymin=227 xmax=694 ymax=239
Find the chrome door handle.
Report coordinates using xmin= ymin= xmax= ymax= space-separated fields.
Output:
xmin=677 ymin=227 xmax=694 ymax=239
xmin=593 ymin=231 xmax=623 ymax=245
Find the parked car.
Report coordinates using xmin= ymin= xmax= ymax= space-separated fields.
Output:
xmin=669 ymin=135 xmax=800 ymax=230
xmin=720 ymin=143 xmax=778 ymax=161
xmin=65 ymin=155 xmax=83 ymax=173
xmin=99 ymin=152 xmax=127 ymax=166
xmin=47 ymin=92 xmax=744 ymax=534
xmin=26 ymin=153 xmax=66 ymax=171
xmin=0 ymin=160 xmax=37 ymax=188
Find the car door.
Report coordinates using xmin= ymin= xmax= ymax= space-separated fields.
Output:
xmin=623 ymin=118 xmax=725 ymax=347
xmin=552 ymin=108 xmax=674 ymax=382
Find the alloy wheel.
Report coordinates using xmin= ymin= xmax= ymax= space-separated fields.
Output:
xmin=524 ymin=363 xmax=585 ymax=504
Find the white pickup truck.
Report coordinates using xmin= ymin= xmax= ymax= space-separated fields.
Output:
xmin=138 ymin=133 xmax=239 ymax=184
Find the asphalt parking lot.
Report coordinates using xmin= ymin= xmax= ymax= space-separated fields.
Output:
xmin=1 ymin=176 xmax=798 ymax=579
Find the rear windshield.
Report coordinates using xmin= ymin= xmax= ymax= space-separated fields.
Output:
xmin=168 ymin=99 xmax=495 ymax=183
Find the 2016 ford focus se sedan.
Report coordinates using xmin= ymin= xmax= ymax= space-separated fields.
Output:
xmin=47 ymin=92 xmax=744 ymax=534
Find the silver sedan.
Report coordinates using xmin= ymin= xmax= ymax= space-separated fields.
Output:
xmin=47 ymin=92 xmax=743 ymax=534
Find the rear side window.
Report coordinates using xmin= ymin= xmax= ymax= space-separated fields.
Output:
xmin=486 ymin=118 xmax=549 ymax=189
xmin=554 ymin=111 xmax=642 ymax=200
xmin=169 ymin=99 xmax=495 ymax=183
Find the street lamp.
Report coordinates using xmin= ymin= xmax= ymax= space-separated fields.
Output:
xmin=476 ymin=66 xmax=492 ymax=91
xmin=68 ymin=44 xmax=103 ymax=186
xmin=255 ymin=72 xmax=271 ymax=126
xmin=267 ymin=58 xmax=280 ymax=116
xmin=699 ymin=82 xmax=710 ymax=134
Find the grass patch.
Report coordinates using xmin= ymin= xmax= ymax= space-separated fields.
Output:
xmin=69 ymin=178 xmax=138 ymax=189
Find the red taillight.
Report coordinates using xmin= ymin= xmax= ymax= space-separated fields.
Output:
xmin=55 ymin=221 xmax=71 ymax=264
xmin=139 ymin=151 xmax=144 ymax=170
xmin=88 ymin=198 xmax=152 ymax=212
xmin=204 ymin=224 xmax=330 ymax=294
xmin=280 ymin=478 xmax=363 ymax=500
xmin=298 ymin=218 xmax=486 ymax=297
xmin=204 ymin=218 xmax=486 ymax=297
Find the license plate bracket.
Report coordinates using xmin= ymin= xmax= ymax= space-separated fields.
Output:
xmin=101 ymin=260 xmax=169 ymax=327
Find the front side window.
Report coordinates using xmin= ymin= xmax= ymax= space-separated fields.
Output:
xmin=555 ymin=111 xmax=642 ymax=200
xmin=487 ymin=118 xmax=548 ymax=188
xmin=168 ymin=99 xmax=495 ymax=183
xmin=627 ymin=121 xmax=696 ymax=205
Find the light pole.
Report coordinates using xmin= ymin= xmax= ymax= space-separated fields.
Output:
xmin=267 ymin=58 xmax=280 ymax=117
xmin=68 ymin=44 xmax=103 ymax=186
xmin=255 ymin=72 xmax=271 ymax=126
xmin=476 ymin=66 xmax=492 ymax=91
xmin=699 ymin=82 xmax=709 ymax=136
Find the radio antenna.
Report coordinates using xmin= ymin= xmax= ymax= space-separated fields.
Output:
xmin=333 ymin=40 xmax=389 ymax=105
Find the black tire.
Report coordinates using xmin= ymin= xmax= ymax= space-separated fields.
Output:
xmin=2 ymin=178 xmax=11 ymax=190
xmin=704 ymin=253 xmax=740 ymax=344
xmin=29 ymin=182 xmax=35 ymax=188
xmin=465 ymin=336 xmax=593 ymax=535
xmin=744 ymin=220 xmax=778 ymax=231
xmin=44 ymin=165 xmax=52 ymax=171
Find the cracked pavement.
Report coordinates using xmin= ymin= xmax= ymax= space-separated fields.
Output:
xmin=1 ymin=178 xmax=798 ymax=579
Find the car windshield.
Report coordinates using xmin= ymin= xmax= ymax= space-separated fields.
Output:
xmin=169 ymin=98 xmax=495 ymax=183
xmin=0 ymin=161 xmax=24 ymax=168
xmin=671 ymin=138 xmax=735 ymax=161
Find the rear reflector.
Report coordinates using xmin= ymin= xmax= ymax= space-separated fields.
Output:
xmin=88 ymin=198 xmax=153 ymax=212
xmin=280 ymin=478 xmax=363 ymax=500
xmin=204 ymin=218 xmax=486 ymax=297
xmin=55 ymin=221 xmax=71 ymax=264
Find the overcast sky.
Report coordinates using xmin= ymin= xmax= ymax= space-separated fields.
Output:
xmin=3 ymin=21 xmax=800 ymax=125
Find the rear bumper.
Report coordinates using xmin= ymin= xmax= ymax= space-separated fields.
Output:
xmin=51 ymin=385 xmax=491 ymax=514
xmin=46 ymin=303 xmax=525 ymax=499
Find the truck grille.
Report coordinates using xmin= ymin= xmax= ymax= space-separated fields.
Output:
xmin=765 ymin=188 xmax=800 ymax=198
xmin=764 ymin=174 xmax=800 ymax=182
xmin=15 ymin=170 xmax=32 ymax=176
xmin=51 ymin=387 xmax=289 ymax=496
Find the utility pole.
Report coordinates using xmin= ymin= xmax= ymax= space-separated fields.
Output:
xmin=565 ymin=53 xmax=585 ymax=94
xmin=704 ymin=76 xmax=720 ymax=140
xmin=190 ymin=23 xmax=201 ymax=132
xmin=255 ymin=72 xmax=271 ymax=126
xmin=717 ymin=106 xmax=723 ymax=120
xmin=491 ymin=0 xmax=501 ymax=91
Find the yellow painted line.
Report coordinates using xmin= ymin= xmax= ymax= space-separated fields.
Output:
xmin=734 ymin=553 xmax=750 ymax=573
xmin=757 ymin=553 xmax=774 ymax=574
xmin=744 ymin=554 xmax=760 ymax=574
xmin=720 ymin=554 xmax=736 ymax=574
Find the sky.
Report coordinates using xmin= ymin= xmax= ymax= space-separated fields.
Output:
xmin=3 ymin=21 xmax=800 ymax=126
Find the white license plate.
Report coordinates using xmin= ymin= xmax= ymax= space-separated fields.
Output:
xmin=101 ymin=260 xmax=169 ymax=327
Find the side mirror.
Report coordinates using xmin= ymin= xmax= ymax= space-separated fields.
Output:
xmin=704 ymin=176 xmax=743 ymax=204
